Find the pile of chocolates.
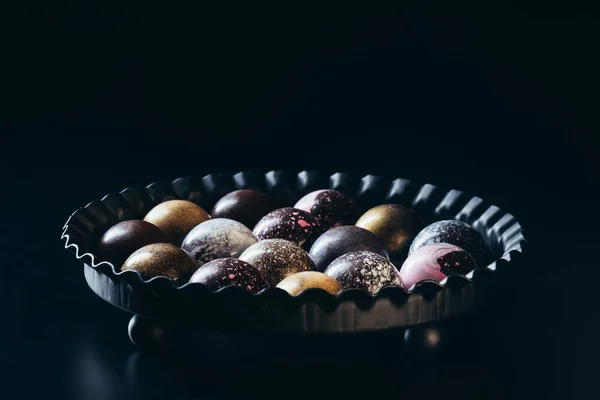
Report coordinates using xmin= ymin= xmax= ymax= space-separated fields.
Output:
xmin=95 ymin=188 xmax=492 ymax=295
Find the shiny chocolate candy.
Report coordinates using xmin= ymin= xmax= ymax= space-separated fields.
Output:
xmin=211 ymin=189 xmax=275 ymax=229
xmin=121 ymin=243 xmax=198 ymax=283
xmin=253 ymin=207 xmax=323 ymax=250
xmin=189 ymin=258 xmax=268 ymax=293
xmin=143 ymin=200 xmax=210 ymax=246
xmin=239 ymin=239 xmax=315 ymax=287
xmin=355 ymin=204 xmax=423 ymax=257
xmin=324 ymin=251 xmax=401 ymax=295
xmin=294 ymin=189 xmax=359 ymax=230
xmin=399 ymin=243 xmax=476 ymax=289
xmin=96 ymin=220 xmax=169 ymax=268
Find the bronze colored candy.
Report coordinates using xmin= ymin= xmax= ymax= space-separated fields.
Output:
xmin=239 ymin=239 xmax=315 ymax=287
xmin=96 ymin=220 xmax=169 ymax=268
xmin=121 ymin=243 xmax=198 ymax=283
xmin=143 ymin=200 xmax=210 ymax=246
xmin=355 ymin=204 xmax=423 ymax=257
xmin=276 ymin=271 xmax=343 ymax=296
xmin=211 ymin=189 xmax=275 ymax=229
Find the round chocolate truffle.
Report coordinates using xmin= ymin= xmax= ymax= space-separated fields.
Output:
xmin=121 ymin=243 xmax=198 ymax=283
xmin=211 ymin=189 xmax=275 ymax=229
xmin=294 ymin=189 xmax=359 ymax=230
xmin=181 ymin=218 xmax=258 ymax=268
xmin=355 ymin=204 xmax=423 ymax=257
xmin=252 ymin=207 xmax=323 ymax=250
xmin=239 ymin=239 xmax=315 ymax=287
xmin=408 ymin=220 xmax=492 ymax=267
xmin=276 ymin=271 xmax=343 ymax=296
xmin=143 ymin=200 xmax=210 ymax=246
xmin=308 ymin=225 xmax=388 ymax=272
xmin=189 ymin=258 xmax=268 ymax=294
xmin=324 ymin=251 xmax=402 ymax=295
xmin=399 ymin=243 xmax=476 ymax=290
xmin=96 ymin=220 xmax=170 ymax=268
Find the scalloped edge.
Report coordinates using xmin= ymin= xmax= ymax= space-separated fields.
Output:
xmin=61 ymin=170 xmax=528 ymax=305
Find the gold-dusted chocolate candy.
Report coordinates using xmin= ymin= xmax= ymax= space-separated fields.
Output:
xmin=143 ymin=200 xmax=210 ymax=246
xmin=355 ymin=204 xmax=423 ymax=257
xmin=276 ymin=271 xmax=343 ymax=296
xmin=121 ymin=243 xmax=198 ymax=283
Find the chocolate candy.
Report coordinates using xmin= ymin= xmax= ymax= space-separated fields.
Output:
xmin=96 ymin=220 xmax=169 ymax=268
xmin=399 ymin=243 xmax=476 ymax=289
xmin=294 ymin=189 xmax=359 ymax=230
xmin=143 ymin=200 xmax=210 ymax=246
xmin=239 ymin=239 xmax=315 ymax=287
xmin=121 ymin=243 xmax=198 ymax=283
xmin=408 ymin=220 xmax=492 ymax=267
xmin=253 ymin=207 xmax=323 ymax=250
xmin=181 ymin=218 xmax=258 ymax=268
xmin=308 ymin=225 xmax=388 ymax=272
xmin=355 ymin=204 xmax=423 ymax=257
xmin=324 ymin=251 xmax=402 ymax=295
xmin=211 ymin=189 xmax=275 ymax=229
xmin=189 ymin=258 xmax=268 ymax=293
xmin=276 ymin=271 xmax=343 ymax=296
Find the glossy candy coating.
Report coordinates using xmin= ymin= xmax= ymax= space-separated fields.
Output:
xmin=181 ymin=218 xmax=258 ymax=268
xmin=189 ymin=258 xmax=268 ymax=293
xmin=294 ymin=189 xmax=359 ymax=230
xmin=239 ymin=239 xmax=315 ymax=287
xmin=309 ymin=225 xmax=388 ymax=272
xmin=399 ymin=243 xmax=476 ymax=289
xmin=121 ymin=243 xmax=198 ymax=283
xmin=96 ymin=220 xmax=169 ymax=268
xmin=143 ymin=200 xmax=210 ymax=246
xmin=253 ymin=207 xmax=323 ymax=250
xmin=408 ymin=220 xmax=492 ymax=267
xmin=324 ymin=251 xmax=402 ymax=295
xmin=211 ymin=189 xmax=275 ymax=229
xmin=276 ymin=271 xmax=343 ymax=296
xmin=355 ymin=204 xmax=423 ymax=257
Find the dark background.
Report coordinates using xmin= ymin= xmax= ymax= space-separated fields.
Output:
xmin=1 ymin=1 xmax=599 ymax=399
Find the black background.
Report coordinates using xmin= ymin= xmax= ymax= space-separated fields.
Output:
xmin=1 ymin=1 xmax=600 ymax=399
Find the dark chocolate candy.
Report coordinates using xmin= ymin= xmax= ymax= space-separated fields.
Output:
xmin=408 ymin=220 xmax=492 ymax=267
xmin=399 ymin=243 xmax=476 ymax=289
xmin=276 ymin=271 xmax=343 ymax=296
xmin=308 ymin=225 xmax=388 ymax=272
xmin=211 ymin=189 xmax=275 ymax=229
xmin=252 ymin=207 xmax=323 ymax=250
xmin=294 ymin=189 xmax=359 ymax=230
xmin=143 ymin=200 xmax=210 ymax=246
xmin=121 ymin=243 xmax=198 ymax=283
xmin=239 ymin=239 xmax=315 ymax=287
xmin=96 ymin=220 xmax=169 ymax=268
xmin=189 ymin=258 xmax=268 ymax=293
xmin=355 ymin=204 xmax=423 ymax=257
xmin=324 ymin=251 xmax=402 ymax=295
xmin=181 ymin=218 xmax=258 ymax=268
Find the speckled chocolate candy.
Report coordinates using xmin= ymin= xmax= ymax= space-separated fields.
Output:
xmin=211 ymin=189 xmax=275 ymax=229
xmin=96 ymin=220 xmax=170 ymax=268
xmin=324 ymin=251 xmax=402 ymax=295
xmin=143 ymin=200 xmax=211 ymax=246
xmin=252 ymin=207 xmax=323 ymax=250
xmin=308 ymin=225 xmax=388 ymax=272
xmin=121 ymin=243 xmax=198 ymax=283
xmin=355 ymin=204 xmax=423 ymax=257
xmin=399 ymin=243 xmax=476 ymax=289
xmin=189 ymin=258 xmax=268 ymax=293
xmin=276 ymin=271 xmax=343 ymax=296
xmin=181 ymin=218 xmax=258 ymax=268
xmin=408 ymin=220 xmax=492 ymax=267
xmin=294 ymin=189 xmax=359 ymax=230
xmin=239 ymin=239 xmax=315 ymax=287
